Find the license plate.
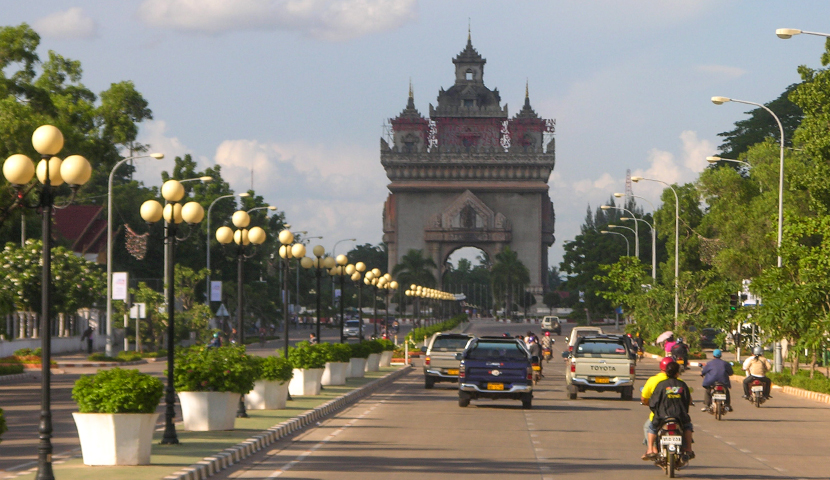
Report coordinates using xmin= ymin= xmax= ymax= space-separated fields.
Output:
xmin=532 ymin=365 xmax=541 ymax=371
xmin=661 ymin=435 xmax=682 ymax=446
xmin=594 ymin=377 xmax=610 ymax=384
xmin=447 ymin=369 xmax=459 ymax=375
xmin=751 ymin=386 xmax=764 ymax=392
xmin=676 ymin=359 xmax=685 ymax=364
xmin=712 ymin=393 xmax=727 ymax=401
xmin=487 ymin=383 xmax=504 ymax=390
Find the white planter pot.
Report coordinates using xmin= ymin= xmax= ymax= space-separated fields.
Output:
xmin=245 ymin=379 xmax=289 ymax=410
xmin=288 ymin=368 xmax=323 ymax=396
xmin=379 ymin=351 xmax=393 ymax=367
xmin=348 ymin=357 xmax=367 ymax=378
xmin=73 ymin=412 xmax=159 ymax=465
xmin=365 ymin=353 xmax=381 ymax=372
xmin=322 ymin=362 xmax=348 ymax=386
xmin=179 ymin=391 xmax=239 ymax=431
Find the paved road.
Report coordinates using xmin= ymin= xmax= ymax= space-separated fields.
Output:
xmin=0 ymin=322 xmax=411 ymax=476
xmin=209 ymin=320 xmax=830 ymax=479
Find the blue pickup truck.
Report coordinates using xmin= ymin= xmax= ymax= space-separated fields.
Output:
xmin=457 ymin=337 xmax=535 ymax=409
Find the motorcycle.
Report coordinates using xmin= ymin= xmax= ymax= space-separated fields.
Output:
xmin=542 ymin=347 xmax=552 ymax=362
xmin=654 ymin=418 xmax=690 ymax=478
xmin=671 ymin=354 xmax=689 ymax=371
xmin=747 ymin=378 xmax=767 ymax=407
xmin=707 ymin=383 xmax=729 ymax=420
xmin=531 ymin=357 xmax=542 ymax=385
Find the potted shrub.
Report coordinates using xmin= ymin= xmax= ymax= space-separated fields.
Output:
xmin=347 ymin=342 xmax=370 ymax=378
xmin=287 ymin=342 xmax=326 ymax=396
xmin=365 ymin=340 xmax=384 ymax=372
xmin=173 ymin=345 xmax=258 ymax=431
xmin=321 ymin=343 xmax=351 ymax=386
xmin=70 ymin=368 xmax=164 ymax=465
xmin=245 ymin=356 xmax=293 ymax=410
xmin=378 ymin=339 xmax=395 ymax=367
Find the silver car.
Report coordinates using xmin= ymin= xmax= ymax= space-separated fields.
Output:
xmin=422 ymin=333 xmax=474 ymax=388
xmin=343 ymin=319 xmax=361 ymax=338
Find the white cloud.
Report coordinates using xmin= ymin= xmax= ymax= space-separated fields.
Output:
xmin=136 ymin=0 xmax=418 ymax=40
xmin=695 ymin=64 xmax=747 ymax=79
xmin=33 ymin=7 xmax=97 ymax=40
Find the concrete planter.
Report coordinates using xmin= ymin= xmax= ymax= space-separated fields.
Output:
xmin=379 ymin=351 xmax=393 ymax=367
xmin=73 ymin=412 xmax=159 ymax=465
xmin=288 ymin=368 xmax=323 ymax=396
xmin=179 ymin=391 xmax=239 ymax=431
xmin=322 ymin=362 xmax=348 ymax=386
xmin=245 ymin=379 xmax=289 ymax=410
xmin=348 ymin=357 xmax=367 ymax=378
xmin=365 ymin=353 xmax=381 ymax=372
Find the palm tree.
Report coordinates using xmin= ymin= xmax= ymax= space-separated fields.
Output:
xmin=491 ymin=247 xmax=530 ymax=320
xmin=392 ymin=249 xmax=437 ymax=321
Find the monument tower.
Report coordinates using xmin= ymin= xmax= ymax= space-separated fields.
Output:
xmin=381 ymin=34 xmax=556 ymax=295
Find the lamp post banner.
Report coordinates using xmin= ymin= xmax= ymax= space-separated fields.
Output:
xmin=211 ymin=281 xmax=223 ymax=301
xmin=112 ymin=272 xmax=129 ymax=300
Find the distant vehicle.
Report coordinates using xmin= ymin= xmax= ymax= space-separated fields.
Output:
xmin=343 ymin=319 xmax=362 ymax=339
xmin=700 ymin=328 xmax=720 ymax=349
xmin=565 ymin=326 xmax=604 ymax=353
xmin=563 ymin=334 xmax=635 ymax=400
xmin=421 ymin=333 xmax=474 ymax=388
xmin=541 ymin=316 xmax=562 ymax=335
xmin=457 ymin=337 xmax=535 ymax=409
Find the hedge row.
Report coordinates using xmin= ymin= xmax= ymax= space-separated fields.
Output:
xmin=406 ymin=313 xmax=469 ymax=345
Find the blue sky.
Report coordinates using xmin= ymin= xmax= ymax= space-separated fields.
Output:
xmin=4 ymin=1 xmax=828 ymax=270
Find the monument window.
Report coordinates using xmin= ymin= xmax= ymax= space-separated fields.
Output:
xmin=464 ymin=99 xmax=474 ymax=107
xmin=460 ymin=206 xmax=477 ymax=229
xmin=466 ymin=70 xmax=474 ymax=81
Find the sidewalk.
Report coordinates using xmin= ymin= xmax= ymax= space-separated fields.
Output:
xmin=7 ymin=366 xmax=408 ymax=480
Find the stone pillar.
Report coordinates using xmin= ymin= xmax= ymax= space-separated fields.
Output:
xmin=31 ymin=312 xmax=38 ymax=339
xmin=59 ymin=313 xmax=65 ymax=337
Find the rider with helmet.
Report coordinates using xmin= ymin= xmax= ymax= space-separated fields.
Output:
xmin=670 ymin=337 xmax=689 ymax=370
xmin=640 ymin=357 xmax=674 ymax=460
xmin=700 ymin=349 xmax=733 ymax=412
xmin=742 ymin=346 xmax=772 ymax=399
xmin=541 ymin=331 xmax=554 ymax=362
xmin=207 ymin=332 xmax=222 ymax=348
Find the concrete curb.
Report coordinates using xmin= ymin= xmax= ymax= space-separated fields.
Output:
xmin=55 ymin=359 xmax=147 ymax=367
xmin=162 ymin=366 xmax=412 ymax=480
xmin=0 ymin=371 xmax=39 ymax=384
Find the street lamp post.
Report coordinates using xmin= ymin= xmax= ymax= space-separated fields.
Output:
xmin=631 ymin=176 xmax=680 ymax=329
xmin=331 ymin=255 xmax=348 ymax=342
xmin=601 ymin=230 xmax=630 ymax=256
xmin=106 ymin=152 xmax=164 ymax=356
xmin=205 ymin=193 xmax=250 ymax=306
xmin=776 ymin=28 xmax=830 ymax=39
xmin=4 ymin=125 xmax=92 ymax=480
xmin=302 ymin=245 xmax=334 ymax=341
xmin=712 ymin=95 xmax=787 ymax=372
xmin=608 ymin=224 xmax=637 ymax=257
xmin=621 ymin=216 xmax=656 ymax=280
xmin=140 ymin=180 xmax=205 ymax=445
xmin=278 ymin=231 xmax=306 ymax=357
xmin=614 ymin=192 xmax=657 ymax=280
xmin=601 ymin=205 xmax=639 ymax=257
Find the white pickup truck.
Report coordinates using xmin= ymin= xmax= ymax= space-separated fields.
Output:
xmin=563 ymin=334 xmax=636 ymax=400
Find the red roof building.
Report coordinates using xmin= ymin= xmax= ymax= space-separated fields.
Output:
xmin=53 ymin=205 xmax=108 ymax=263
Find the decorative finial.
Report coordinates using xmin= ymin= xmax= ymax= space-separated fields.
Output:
xmin=468 ymin=18 xmax=471 ymax=42
xmin=409 ymin=78 xmax=413 ymax=99
xmin=525 ymin=79 xmax=529 ymax=99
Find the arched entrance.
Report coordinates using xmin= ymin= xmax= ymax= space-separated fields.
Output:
xmin=443 ymin=247 xmax=492 ymax=316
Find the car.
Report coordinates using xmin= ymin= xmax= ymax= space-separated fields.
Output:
xmin=541 ymin=316 xmax=562 ymax=335
xmin=700 ymin=328 xmax=721 ymax=349
xmin=563 ymin=334 xmax=635 ymax=400
xmin=565 ymin=326 xmax=604 ymax=353
xmin=343 ymin=319 xmax=362 ymax=339
xmin=457 ymin=337 xmax=535 ymax=408
xmin=421 ymin=333 xmax=474 ymax=388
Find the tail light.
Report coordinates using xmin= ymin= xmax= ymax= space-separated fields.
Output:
xmin=714 ymin=385 xmax=724 ymax=392
xmin=630 ymin=364 xmax=635 ymax=375
xmin=459 ymin=365 xmax=465 ymax=379
xmin=570 ymin=361 xmax=575 ymax=373
xmin=425 ymin=356 xmax=430 ymax=366
xmin=666 ymin=422 xmax=678 ymax=433
xmin=527 ymin=367 xmax=533 ymax=380
xmin=568 ymin=345 xmax=573 ymax=352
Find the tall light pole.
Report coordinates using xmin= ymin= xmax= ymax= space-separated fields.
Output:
xmin=631 ymin=176 xmax=680 ymax=329
xmin=302 ymin=246 xmax=335 ymax=341
xmin=601 ymin=205 xmax=639 ymax=257
xmin=5 ymin=125 xmax=92 ymax=480
xmin=712 ymin=95 xmax=786 ymax=372
xmin=706 ymin=156 xmax=751 ymax=168
xmin=278 ymin=231 xmax=305 ymax=357
xmin=601 ymin=230 xmax=630 ymax=257
xmin=205 ymin=192 xmax=250 ymax=306
xmin=106 ymin=152 xmax=164 ymax=356
xmin=621 ymin=216 xmax=656 ymax=280
xmin=614 ymin=192 xmax=657 ymax=280
xmin=775 ymin=28 xmax=830 ymax=39
xmin=608 ymin=224 xmax=637 ymax=257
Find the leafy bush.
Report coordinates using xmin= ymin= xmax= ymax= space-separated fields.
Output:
xmin=365 ymin=340 xmax=384 ymax=354
xmin=116 ymin=351 xmax=142 ymax=362
xmin=87 ymin=353 xmax=118 ymax=362
xmin=378 ymin=339 xmax=395 ymax=351
xmin=0 ymin=407 xmax=6 ymax=443
xmin=326 ymin=343 xmax=352 ymax=363
xmin=348 ymin=342 xmax=370 ymax=359
xmin=0 ymin=365 xmax=24 ymax=375
xmin=255 ymin=356 xmax=294 ymax=383
xmin=287 ymin=341 xmax=327 ymax=370
xmin=141 ymin=350 xmax=166 ymax=358
xmin=172 ymin=345 xmax=258 ymax=394
xmin=406 ymin=313 xmax=468 ymax=346
xmin=72 ymin=368 xmax=164 ymax=414
xmin=13 ymin=347 xmax=41 ymax=357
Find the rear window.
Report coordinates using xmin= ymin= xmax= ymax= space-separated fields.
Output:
xmin=345 ymin=320 xmax=360 ymax=327
xmin=467 ymin=342 xmax=528 ymax=361
xmin=575 ymin=340 xmax=628 ymax=356
xmin=431 ymin=336 xmax=470 ymax=351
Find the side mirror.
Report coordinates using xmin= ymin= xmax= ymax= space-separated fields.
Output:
xmin=420 ymin=346 xmax=427 ymax=353
xmin=561 ymin=351 xmax=570 ymax=358
xmin=454 ymin=352 xmax=463 ymax=360
xmin=565 ymin=337 xmax=569 ymax=342
xmin=531 ymin=355 xmax=540 ymax=364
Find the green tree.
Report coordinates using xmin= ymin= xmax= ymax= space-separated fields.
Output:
xmin=491 ymin=246 xmax=529 ymax=319
xmin=392 ymin=249 xmax=437 ymax=288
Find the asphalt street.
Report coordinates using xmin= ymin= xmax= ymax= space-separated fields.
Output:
xmin=0 ymin=322 xmax=409 ymax=476
xmin=207 ymin=320 xmax=830 ymax=480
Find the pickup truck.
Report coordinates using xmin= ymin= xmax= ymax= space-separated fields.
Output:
xmin=422 ymin=333 xmax=474 ymax=388
xmin=562 ymin=334 xmax=635 ymax=400
xmin=458 ymin=337 xmax=535 ymax=409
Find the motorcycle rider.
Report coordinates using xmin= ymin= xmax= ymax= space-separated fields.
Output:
xmin=648 ymin=361 xmax=694 ymax=459
xmin=700 ymin=348 xmax=733 ymax=412
xmin=742 ymin=346 xmax=772 ymax=399
xmin=528 ymin=337 xmax=543 ymax=377
xmin=541 ymin=331 xmax=554 ymax=361
xmin=640 ymin=356 xmax=673 ymax=460
xmin=670 ymin=337 xmax=689 ymax=370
